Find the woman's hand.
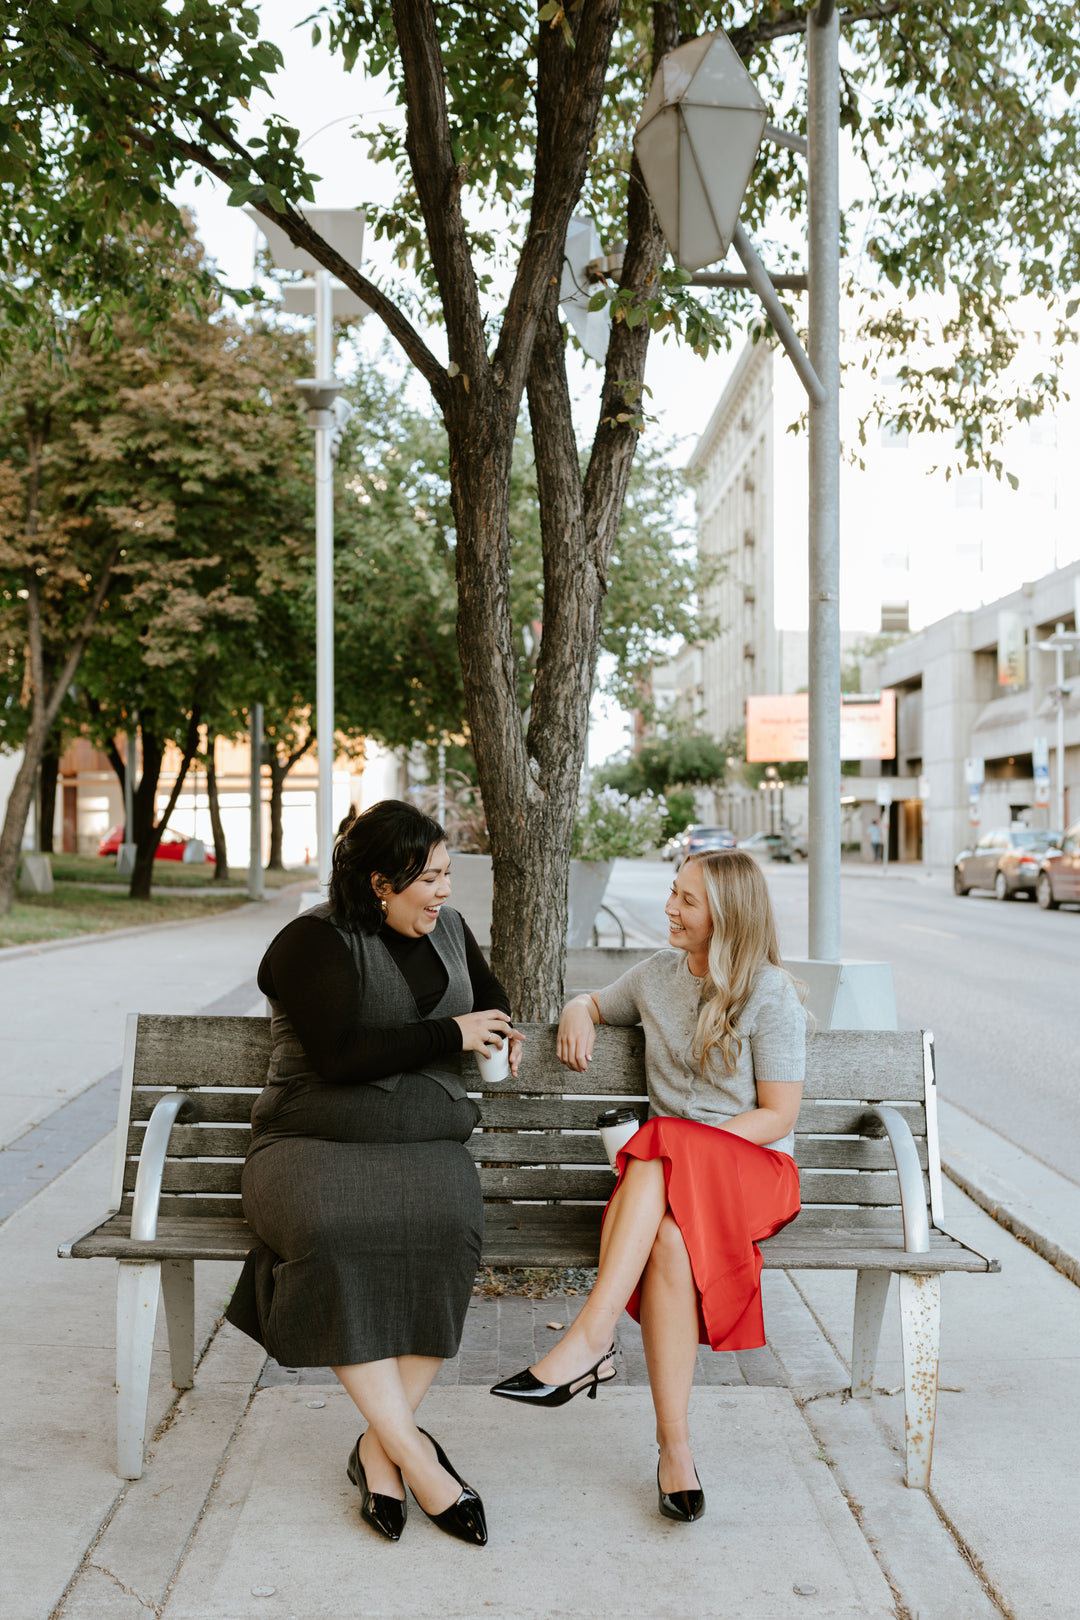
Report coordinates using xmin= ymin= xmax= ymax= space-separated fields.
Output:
xmin=556 ymin=994 xmax=599 ymax=1073
xmin=454 ymin=1009 xmax=520 ymax=1059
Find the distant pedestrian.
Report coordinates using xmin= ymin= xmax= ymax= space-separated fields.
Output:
xmin=869 ymin=818 xmax=883 ymax=863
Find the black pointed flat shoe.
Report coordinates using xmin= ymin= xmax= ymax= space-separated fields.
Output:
xmin=347 ymin=1434 xmax=408 ymax=1541
xmin=657 ymin=1460 xmax=705 ymax=1523
xmin=413 ymin=1428 xmax=488 ymax=1546
xmin=489 ymin=1343 xmax=617 ymax=1407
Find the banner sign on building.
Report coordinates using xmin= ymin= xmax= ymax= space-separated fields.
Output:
xmin=997 ymin=610 xmax=1027 ymax=687
xmin=746 ymin=691 xmax=896 ymax=763
xmin=964 ymin=756 xmax=985 ymax=786
xmin=1033 ymin=736 xmax=1050 ymax=808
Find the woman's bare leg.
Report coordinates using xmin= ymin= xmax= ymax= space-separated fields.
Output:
xmin=530 ymin=1157 xmax=668 ymax=1386
xmin=342 ymin=1355 xmax=443 ymax=1497
xmin=638 ymin=1215 xmax=701 ymax=1493
xmin=333 ymin=1357 xmax=461 ymax=1514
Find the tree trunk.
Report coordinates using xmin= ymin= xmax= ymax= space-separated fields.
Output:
xmin=126 ymin=711 xmax=201 ymax=900
xmin=267 ymin=738 xmax=313 ymax=871
xmin=267 ymin=753 xmax=286 ymax=871
xmin=205 ymin=731 xmax=230 ymax=885
xmin=39 ymin=734 xmax=60 ymax=854
xmin=0 ymin=723 xmax=48 ymax=908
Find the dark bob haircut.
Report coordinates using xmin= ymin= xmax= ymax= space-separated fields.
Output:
xmin=328 ymin=799 xmax=447 ymax=934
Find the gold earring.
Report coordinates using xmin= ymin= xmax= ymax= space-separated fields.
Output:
xmin=380 ymin=897 xmax=389 ymax=916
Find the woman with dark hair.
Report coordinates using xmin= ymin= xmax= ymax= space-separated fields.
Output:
xmin=226 ymin=800 xmax=521 ymax=1547
xmin=491 ymin=851 xmax=805 ymax=1525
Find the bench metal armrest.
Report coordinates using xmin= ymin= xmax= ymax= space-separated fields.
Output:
xmin=867 ymin=1105 xmax=930 ymax=1254
xmin=130 ymin=1091 xmax=196 ymax=1243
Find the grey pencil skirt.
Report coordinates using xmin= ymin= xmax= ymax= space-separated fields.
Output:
xmin=226 ymin=1073 xmax=483 ymax=1366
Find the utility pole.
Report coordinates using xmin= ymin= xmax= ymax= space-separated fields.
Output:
xmin=807 ymin=0 xmax=842 ymax=961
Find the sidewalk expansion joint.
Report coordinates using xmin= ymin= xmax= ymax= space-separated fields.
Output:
xmin=157 ymin=1378 xmax=265 ymax=1617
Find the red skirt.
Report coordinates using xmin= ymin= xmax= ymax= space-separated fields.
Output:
xmin=605 ymin=1116 xmax=801 ymax=1352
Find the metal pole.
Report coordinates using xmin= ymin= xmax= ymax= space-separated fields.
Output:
xmin=315 ymin=268 xmax=336 ymax=891
xmin=248 ymin=702 xmax=265 ymax=901
xmin=730 ymin=224 xmax=825 ymax=406
xmin=1056 ymin=626 xmax=1066 ymax=829
xmin=807 ymin=2 xmax=842 ymax=961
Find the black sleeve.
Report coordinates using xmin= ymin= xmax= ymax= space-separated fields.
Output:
xmin=257 ymin=915 xmax=463 ymax=1085
xmin=460 ymin=916 xmax=512 ymax=1015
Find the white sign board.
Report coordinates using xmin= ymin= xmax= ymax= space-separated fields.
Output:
xmin=964 ymin=757 xmax=985 ymax=786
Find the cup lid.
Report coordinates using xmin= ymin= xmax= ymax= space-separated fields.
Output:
xmin=597 ymin=1107 xmax=640 ymax=1128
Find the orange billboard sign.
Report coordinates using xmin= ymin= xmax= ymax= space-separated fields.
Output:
xmin=746 ymin=691 xmax=896 ymax=762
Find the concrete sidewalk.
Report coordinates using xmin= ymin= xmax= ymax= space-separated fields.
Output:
xmin=3 ymin=887 xmax=1080 ymax=1618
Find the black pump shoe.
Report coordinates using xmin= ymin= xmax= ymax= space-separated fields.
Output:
xmin=489 ymin=1343 xmax=617 ymax=1407
xmin=657 ymin=1460 xmax=705 ymax=1523
xmin=347 ymin=1435 xmax=408 ymax=1541
xmin=413 ymin=1428 xmax=488 ymax=1546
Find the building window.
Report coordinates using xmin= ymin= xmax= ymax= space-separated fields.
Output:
xmin=881 ymin=422 xmax=909 ymax=448
xmin=955 ymin=475 xmax=982 ymax=509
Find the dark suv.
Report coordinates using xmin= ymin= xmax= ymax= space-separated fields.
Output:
xmin=953 ymin=826 xmax=1061 ymax=901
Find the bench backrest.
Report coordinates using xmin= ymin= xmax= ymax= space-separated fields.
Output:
xmin=113 ymin=1016 xmax=943 ymax=1230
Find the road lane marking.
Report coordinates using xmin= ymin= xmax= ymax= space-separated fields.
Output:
xmin=898 ymin=923 xmax=960 ymax=940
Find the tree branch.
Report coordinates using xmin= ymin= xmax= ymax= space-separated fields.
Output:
xmin=492 ymin=0 xmax=622 ymax=404
xmin=391 ymin=0 xmax=489 ymax=382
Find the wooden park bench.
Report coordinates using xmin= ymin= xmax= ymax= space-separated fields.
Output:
xmin=60 ymin=1014 xmax=997 ymax=1486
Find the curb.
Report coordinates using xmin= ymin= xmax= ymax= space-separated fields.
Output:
xmin=0 ymin=881 xmax=308 ymax=963
xmin=941 ymin=1154 xmax=1080 ymax=1289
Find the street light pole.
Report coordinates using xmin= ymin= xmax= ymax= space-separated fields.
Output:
xmin=245 ymin=207 xmax=366 ymax=892
xmin=1037 ymin=620 xmax=1080 ymax=828
xmin=807 ymin=0 xmax=842 ymax=962
xmin=314 ymin=268 xmax=336 ymax=890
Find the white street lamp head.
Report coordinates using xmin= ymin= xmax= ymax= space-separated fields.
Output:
xmin=633 ymin=30 xmax=767 ymax=272
xmin=245 ymin=206 xmax=366 ymax=275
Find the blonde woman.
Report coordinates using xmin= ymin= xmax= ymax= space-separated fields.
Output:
xmin=491 ymin=850 xmax=805 ymax=1523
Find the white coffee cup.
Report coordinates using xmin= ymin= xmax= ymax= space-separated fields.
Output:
xmin=597 ymin=1107 xmax=643 ymax=1169
xmin=474 ymin=1039 xmax=511 ymax=1086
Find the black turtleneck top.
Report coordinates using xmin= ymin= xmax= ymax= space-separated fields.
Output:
xmin=256 ymin=911 xmax=509 ymax=1085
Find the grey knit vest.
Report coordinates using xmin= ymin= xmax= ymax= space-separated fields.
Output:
xmin=265 ymin=903 xmax=473 ymax=1099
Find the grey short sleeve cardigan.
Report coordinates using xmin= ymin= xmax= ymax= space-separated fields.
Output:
xmin=593 ymin=952 xmax=806 ymax=1156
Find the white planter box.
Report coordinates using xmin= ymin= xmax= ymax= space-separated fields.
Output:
xmin=447 ymin=852 xmax=613 ymax=949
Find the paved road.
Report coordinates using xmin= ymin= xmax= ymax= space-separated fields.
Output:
xmin=606 ymin=858 xmax=1080 ymax=1188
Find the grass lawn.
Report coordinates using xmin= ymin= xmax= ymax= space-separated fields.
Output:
xmin=0 ymin=882 xmax=257 ymax=950
xmin=46 ymin=854 xmax=303 ymax=890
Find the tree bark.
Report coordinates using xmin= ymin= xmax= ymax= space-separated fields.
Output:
xmin=205 ymin=730 xmax=230 ymax=885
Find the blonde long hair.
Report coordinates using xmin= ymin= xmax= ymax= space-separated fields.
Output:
xmin=686 ymin=849 xmax=786 ymax=1077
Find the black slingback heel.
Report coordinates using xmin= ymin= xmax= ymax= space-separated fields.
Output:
xmin=489 ymin=1343 xmax=617 ymax=1407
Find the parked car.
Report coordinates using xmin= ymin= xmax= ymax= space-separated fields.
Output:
xmin=737 ymin=830 xmax=808 ymax=862
xmin=683 ymin=824 xmax=737 ymax=857
xmin=97 ymin=826 xmax=215 ymax=863
xmin=953 ymin=826 xmax=1061 ymax=900
xmin=1034 ymin=821 xmax=1080 ymax=908
xmin=661 ymin=827 xmax=690 ymax=861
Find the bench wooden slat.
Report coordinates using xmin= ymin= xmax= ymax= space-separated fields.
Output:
xmin=119 ymin=1193 xmax=244 ymax=1219
xmin=126 ymin=1018 xmax=928 ymax=1103
xmin=130 ymin=1092 xmax=257 ymax=1124
xmin=125 ymin=1093 xmax=929 ymax=1140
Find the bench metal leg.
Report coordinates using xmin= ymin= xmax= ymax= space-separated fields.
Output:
xmin=898 ymin=1271 xmax=940 ymax=1490
xmin=161 ymin=1258 xmax=196 ymax=1389
xmin=116 ymin=1260 xmax=160 ymax=1480
xmin=851 ymin=1268 xmax=890 ymax=1397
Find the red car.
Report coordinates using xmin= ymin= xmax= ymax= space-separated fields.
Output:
xmin=97 ymin=826 xmax=215 ymax=863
